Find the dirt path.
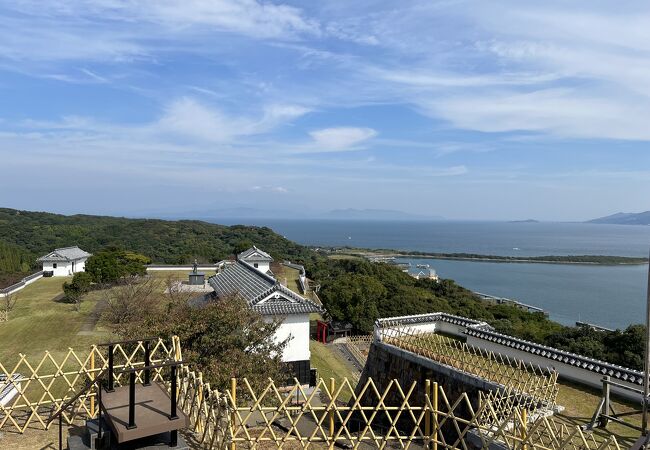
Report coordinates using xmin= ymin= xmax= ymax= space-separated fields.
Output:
xmin=77 ymin=297 xmax=108 ymax=335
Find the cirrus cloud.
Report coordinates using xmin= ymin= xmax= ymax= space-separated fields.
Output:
xmin=309 ymin=127 xmax=377 ymax=151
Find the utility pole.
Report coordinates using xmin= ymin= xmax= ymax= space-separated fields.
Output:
xmin=641 ymin=251 xmax=650 ymax=448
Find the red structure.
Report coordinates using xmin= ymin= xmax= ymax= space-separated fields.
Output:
xmin=316 ymin=320 xmax=328 ymax=343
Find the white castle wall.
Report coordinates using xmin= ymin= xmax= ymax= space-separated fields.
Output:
xmin=375 ymin=312 xmax=644 ymax=402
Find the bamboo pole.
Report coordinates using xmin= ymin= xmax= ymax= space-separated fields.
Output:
xmin=197 ymin=372 xmax=204 ymax=434
xmin=432 ymin=382 xmax=438 ymax=450
xmin=522 ymin=408 xmax=528 ymax=450
xmin=89 ymin=351 xmax=95 ymax=418
xmin=329 ymin=377 xmax=336 ymax=448
xmin=230 ymin=378 xmax=237 ymax=450
xmin=425 ymin=379 xmax=431 ymax=447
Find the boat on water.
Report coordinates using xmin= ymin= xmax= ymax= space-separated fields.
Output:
xmin=416 ymin=263 xmax=430 ymax=269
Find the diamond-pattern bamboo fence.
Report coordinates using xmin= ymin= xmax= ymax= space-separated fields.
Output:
xmin=0 ymin=336 xmax=620 ymax=449
xmin=177 ymin=373 xmax=620 ymax=450
xmin=379 ymin=327 xmax=559 ymax=411
xmin=0 ymin=336 xmax=180 ymax=433
xmin=343 ymin=335 xmax=372 ymax=368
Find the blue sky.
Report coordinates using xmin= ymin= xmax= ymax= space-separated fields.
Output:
xmin=1 ymin=0 xmax=650 ymax=221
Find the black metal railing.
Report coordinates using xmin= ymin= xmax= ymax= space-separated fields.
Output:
xmin=46 ymin=366 xmax=110 ymax=450
xmin=98 ymin=337 xmax=158 ymax=392
xmin=47 ymin=338 xmax=181 ymax=450
xmin=116 ymin=360 xmax=183 ymax=436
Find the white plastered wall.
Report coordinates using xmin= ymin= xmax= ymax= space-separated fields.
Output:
xmin=264 ymin=314 xmax=311 ymax=362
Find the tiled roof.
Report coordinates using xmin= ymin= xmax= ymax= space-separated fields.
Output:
xmin=376 ymin=312 xmax=493 ymax=331
xmin=238 ymin=246 xmax=273 ymax=262
xmin=254 ymin=295 xmax=321 ymax=315
xmin=206 ymin=259 xmax=321 ymax=315
xmin=464 ymin=327 xmax=644 ymax=385
xmin=209 ymin=259 xmax=275 ymax=303
xmin=37 ymin=246 xmax=91 ymax=262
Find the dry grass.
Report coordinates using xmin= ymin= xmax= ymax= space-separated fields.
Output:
xmin=0 ymin=277 xmax=112 ymax=368
xmin=555 ymin=380 xmax=642 ymax=448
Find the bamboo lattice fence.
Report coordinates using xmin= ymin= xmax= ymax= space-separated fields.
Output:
xmin=379 ymin=327 xmax=559 ymax=411
xmin=0 ymin=336 xmax=621 ymax=449
xmin=178 ymin=374 xmax=620 ymax=450
xmin=0 ymin=336 xmax=180 ymax=432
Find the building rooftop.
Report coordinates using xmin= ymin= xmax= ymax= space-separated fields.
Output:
xmin=237 ymin=246 xmax=274 ymax=262
xmin=203 ymin=259 xmax=321 ymax=315
xmin=36 ymin=246 xmax=92 ymax=262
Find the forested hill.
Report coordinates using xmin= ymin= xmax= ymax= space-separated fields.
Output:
xmin=1 ymin=207 xmax=646 ymax=370
xmin=0 ymin=207 xmax=317 ymax=272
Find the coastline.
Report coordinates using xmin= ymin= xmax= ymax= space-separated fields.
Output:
xmin=321 ymin=247 xmax=648 ymax=265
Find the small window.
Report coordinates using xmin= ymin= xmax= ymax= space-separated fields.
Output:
xmin=53 ymin=263 xmax=57 ymax=269
xmin=254 ymin=263 xmax=259 ymax=268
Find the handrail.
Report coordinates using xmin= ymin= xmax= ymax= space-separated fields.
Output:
xmin=97 ymin=337 xmax=159 ymax=347
xmin=117 ymin=359 xmax=183 ymax=374
xmin=46 ymin=366 xmax=110 ymax=426
xmin=45 ymin=359 xmax=183 ymax=426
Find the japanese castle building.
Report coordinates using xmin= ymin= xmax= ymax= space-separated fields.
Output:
xmin=193 ymin=246 xmax=321 ymax=383
xmin=36 ymin=246 xmax=92 ymax=277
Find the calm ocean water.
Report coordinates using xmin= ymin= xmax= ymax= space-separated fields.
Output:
xmin=215 ymin=219 xmax=650 ymax=329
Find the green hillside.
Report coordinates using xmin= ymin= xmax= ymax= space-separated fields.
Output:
xmin=0 ymin=207 xmax=317 ymax=269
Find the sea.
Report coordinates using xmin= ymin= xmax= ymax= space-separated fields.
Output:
xmin=213 ymin=219 xmax=650 ymax=330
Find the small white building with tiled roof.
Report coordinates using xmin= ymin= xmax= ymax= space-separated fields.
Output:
xmin=36 ymin=246 xmax=92 ymax=277
xmin=193 ymin=246 xmax=321 ymax=383
xmin=237 ymin=245 xmax=274 ymax=274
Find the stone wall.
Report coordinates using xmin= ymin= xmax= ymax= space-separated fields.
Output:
xmin=353 ymin=340 xmax=504 ymax=442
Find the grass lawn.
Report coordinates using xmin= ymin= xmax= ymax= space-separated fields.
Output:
xmin=310 ymin=341 xmax=359 ymax=402
xmin=147 ymin=269 xmax=217 ymax=281
xmin=0 ymin=276 xmax=112 ymax=368
xmin=327 ymin=254 xmax=364 ymax=261
xmin=555 ymin=380 xmax=642 ymax=447
xmin=273 ymin=264 xmax=302 ymax=294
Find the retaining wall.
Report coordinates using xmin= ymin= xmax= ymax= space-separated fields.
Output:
xmin=0 ymin=271 xmax=43 ymax=297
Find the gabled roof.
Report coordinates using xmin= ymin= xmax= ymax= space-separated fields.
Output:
xmin=206 ymin=259 xmax=320 ymax=315
xmin=237 ymin=246 xmax=274 ymax=262
xmin=37 ymin=246 xmax=92 ymax=262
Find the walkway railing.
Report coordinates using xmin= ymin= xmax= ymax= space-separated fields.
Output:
xmin=0 ymin=336 xmax=180 ymax=432
xmin=0 ymin=336 xmax=622 ymax=449
xmin=378 ymin=326 xmax=559 ymax=411
xmin=177 ymin=374 xmax=620 ymax=450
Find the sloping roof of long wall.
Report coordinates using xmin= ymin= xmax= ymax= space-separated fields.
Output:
xmin=375 ymin=311 xmax=643 ymax=386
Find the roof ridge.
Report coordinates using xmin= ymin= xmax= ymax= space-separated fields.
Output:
xmin=238 ymin=259 xmax=278 ymax=284
xmin=54 ymin=245 xmax=81 ymax=250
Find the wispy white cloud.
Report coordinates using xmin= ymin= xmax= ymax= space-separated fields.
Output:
xmin=308 ymin=127 xmax=377 ymax=151
xmin=425 ymin=88 xmax=650 ymax=140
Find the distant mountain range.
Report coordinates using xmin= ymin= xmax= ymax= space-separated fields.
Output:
xmin=157 ymin=207 xmax=445 ymax=222
xmin=588 ymin=211 xmax=650 ymax=225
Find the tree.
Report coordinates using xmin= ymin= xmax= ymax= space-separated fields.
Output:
xmin=85 ymin=249 xmax=150 ymax=284
xmin=0 ymin=292 xmax=18 ymax=322
xmin=233 ymin=240 xmax=254 ymax=255
xmin=102 ymin=278 xmax=288 ymax=391
xmin=321 ymin=273 xmax=384 ymax=332
xmin=62 ymin=272 xmax=94 ymax=311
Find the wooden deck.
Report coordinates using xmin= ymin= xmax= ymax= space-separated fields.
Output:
xmin=101 ymin=382 xmax=189 ymax=443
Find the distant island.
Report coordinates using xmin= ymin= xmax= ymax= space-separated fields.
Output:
xmin=588 ymin=211 xmax=650 ymax=225
xmin=323 ymin=246 xmax=647 ymax=265
xmin=508 ymin=219 xmax=540 ymax=223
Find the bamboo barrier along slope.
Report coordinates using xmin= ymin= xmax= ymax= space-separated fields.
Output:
xmin=0 ymin=336 xmax=621 ymax=449
xmin=0 ymin=336 xmax=180 ymax=432
xmin=379 ymin=327 xmax=560 ymax=411
xmin=179 ymin=374 xmax=620 ymax=450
